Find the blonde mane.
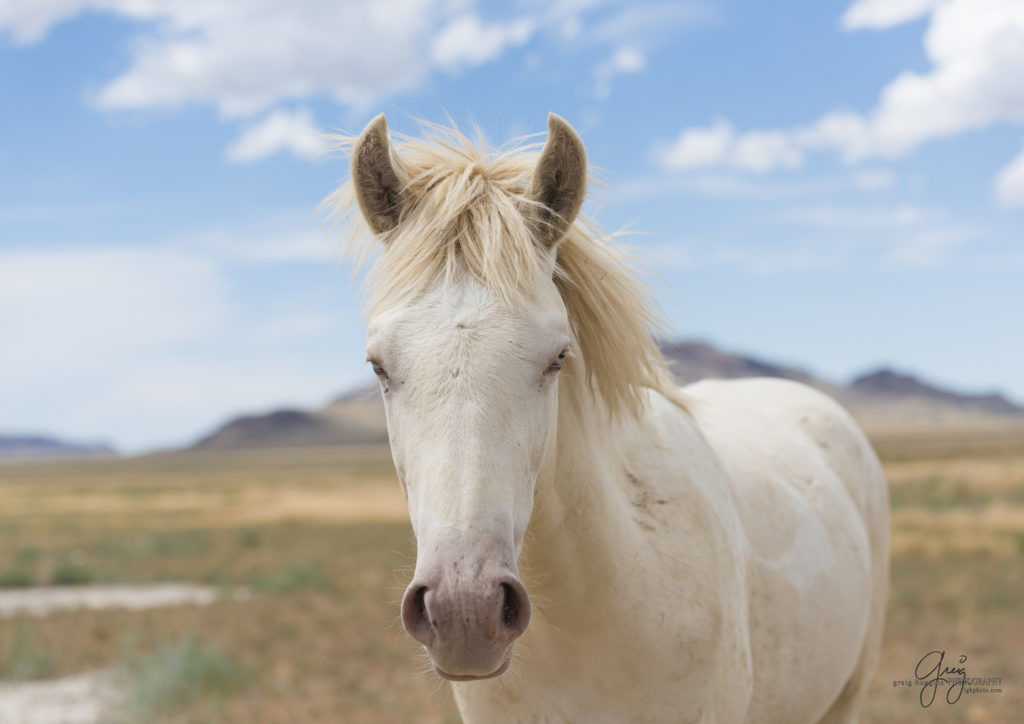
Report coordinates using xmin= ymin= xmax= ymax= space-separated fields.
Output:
xmin=324 ymin=120 xmax=683 ymax=418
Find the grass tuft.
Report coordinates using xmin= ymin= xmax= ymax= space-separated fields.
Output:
xmin=0 ymin=567 xmax=35 ymax=588
xmin=111 ymin=637 xmax=249 ymax=722
xmin=49 ymin=559 xmax=94 ymax=585
xmin=3 ymin=620 xmax=54 ymax=680
xmin=251 ymin=561 xmax=331 ymax=593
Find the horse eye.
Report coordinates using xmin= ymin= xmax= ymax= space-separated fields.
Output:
xmin=370 ymin=360 xmax=387 ymax=378
xmin=548 ymin=350 xmax=567 ymax=372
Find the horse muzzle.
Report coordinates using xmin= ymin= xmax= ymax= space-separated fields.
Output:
xmin=401 ymin=557 xmax=531 ymax=680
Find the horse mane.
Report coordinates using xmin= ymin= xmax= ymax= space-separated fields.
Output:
xmin=324 ymin=120 xmax=684 ymax=419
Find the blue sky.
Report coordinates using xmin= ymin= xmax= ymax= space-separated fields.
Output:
xmin=1 ymin=0 xmax=1022 ymax=452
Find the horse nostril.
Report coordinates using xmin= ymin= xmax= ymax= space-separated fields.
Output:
xmin=499 ymin=579 xmax=531 ymax=637
xmin=401 ymin=584 xmax=434 ymax=645
xmin=414 ymin=585 xmax=428 ymax=620
xmin=500 ymin=583 xmax=516 ymax=627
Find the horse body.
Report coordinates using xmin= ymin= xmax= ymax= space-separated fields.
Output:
xmin=333 ymin=112 xmax=889 ymax=723
xmin=689 ymin=379 xmax=889 ymax=723
xmin=454 ymin=379 xmax=888 ymax=724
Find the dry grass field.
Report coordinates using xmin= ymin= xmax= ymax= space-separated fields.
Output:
xmin=0 ymin=427 xmax=1021 ymax=723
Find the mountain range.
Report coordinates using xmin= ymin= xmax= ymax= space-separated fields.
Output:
xmin=191 ymin=340 xmax=1024 ymax=451
xmin=6 ymin=340 xmax=1020 ymax=459
xmin=0 ymin=435 xmax=116 ymax=461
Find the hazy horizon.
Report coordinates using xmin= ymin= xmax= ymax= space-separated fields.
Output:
xmin=6 ymin=336 xmax=1021 ymax=456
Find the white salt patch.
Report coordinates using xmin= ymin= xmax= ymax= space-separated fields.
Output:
xmin=0 ymin=583 xmax=241 ymax=618
xmin=0 ymin=670 xmax=118 ymax=724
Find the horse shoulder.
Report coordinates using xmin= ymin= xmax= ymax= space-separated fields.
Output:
xmin=616 ymin=390 xmax=756 ymax=722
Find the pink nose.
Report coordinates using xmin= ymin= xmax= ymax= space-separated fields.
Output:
xmin=401 ymin=571 xmax=531 ymax=680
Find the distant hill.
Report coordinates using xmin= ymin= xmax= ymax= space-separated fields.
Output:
xmin=192 ymin=385 xmax=388 ymax=451
xmin=188 ymin=340 xmax=1024 ymax=450
xmin=848 ymin=368 xmax=1021 ymax=414
xmin=659 ymin=340 xmax=822 ymax=386
xmin=660 ymin=341 xmax=1024 ymax=423
xmin=840 ymin=368 xmax=1024 ymax=421
xmin=0 ymin=435 xmax=117 ymax=461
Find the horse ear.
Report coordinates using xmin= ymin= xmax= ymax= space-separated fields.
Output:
xmin=528 ymin=113 xmax=588 ymax=249
xmin=351 ymin=114 xmax=404 ymax=236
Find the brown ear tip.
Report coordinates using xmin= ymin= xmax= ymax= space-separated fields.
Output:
xmin=547 ymin=112 xmax=569 ymax=133
xmin=546 ymin=113 xmax=584 ymax=150
xmin=362 ymin=113 xmax=388 ymax=140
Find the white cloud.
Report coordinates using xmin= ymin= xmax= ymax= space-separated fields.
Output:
xmin=3 ymin=1 xmax=705 ymax=115
xmin=660 ymin=120 xmax=802 ymax=173
xmin=0 ymin=1 xmax=541 ymax=117
xmin=225 ymin=109 xmax=327 ymax=163
xmin=661 ymin=119 xmax=733 ymax=169
xmin=431 ymin=14 xmax=534 ymax=70
xmin=91 ymin=1 xmax=446 ymax=116
xmin=586 ymin=3 xmax=712 ymax=99
xmin=657 ymin=113 xmax=859 ymax=174
xmin=855 ymin=0 xmax=1024 ymax=158
xmin=994 ymin=141 xmax=1024 ymax=207
xmin=729 ymin=130 xmax=803 ymax=173
xmin=0 ymin=0 xmax=86 ymax=44
xmin=611 ymin=46 xmax=645 ymax=73
xmin=841 ymin=0 xmax=943 ymax=30
xmin=0 ymin=1 xmax=669 ymax=161
xmin=593 ymin=45 xmax=646 ymax=99
xmin=793 ymin=112 xmax=872 ymax=162
xmin=2 ymin=1 xmax=638 ymax=119
xmin=655 ymin=0 xmax=1024 ymax=203
xmin=586 ymin=2 xmax=715 ymax=45
xmin=0 ymin=1 xmax=704 ymax=159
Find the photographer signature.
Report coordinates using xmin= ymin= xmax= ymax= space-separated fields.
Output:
xmin=915 ymin=650 xmax=967 ymax=707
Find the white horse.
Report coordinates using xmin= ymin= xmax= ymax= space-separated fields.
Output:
xmin=330 ymin=114 xmax=889 ymax=723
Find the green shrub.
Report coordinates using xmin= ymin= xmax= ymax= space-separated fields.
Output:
xmin=251 ymin=561 xmax=330 ymax=593
xmin=3 ymin=622 xmax=53 ymax=680
xmin=49 ymin=559 xmax=94 ymax=585
xmin=0 ymin=567 xmax=34 ymax=588
xmin=113 ymin=637 xmax=248 ymax=722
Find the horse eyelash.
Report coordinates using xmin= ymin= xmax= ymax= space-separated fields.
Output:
xmin=547 ymin=349 xmax=568 ymax=373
